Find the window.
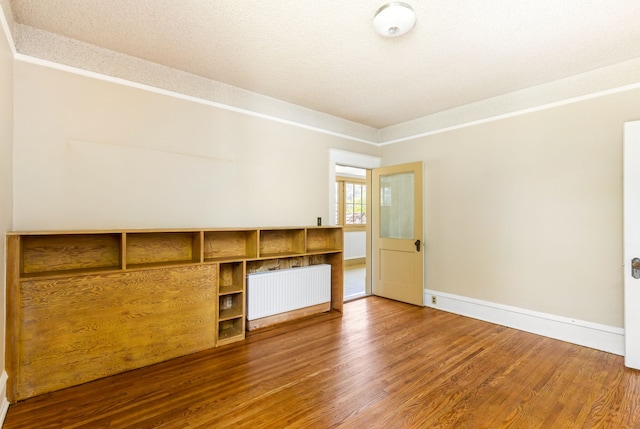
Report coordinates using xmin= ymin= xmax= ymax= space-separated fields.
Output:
xmin=345 ymin=181 xmax=366 ymax=225
xmin=335 ymin=176 xmax=367 ymax=230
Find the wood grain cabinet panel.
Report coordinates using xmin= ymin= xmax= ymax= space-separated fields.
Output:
xmin=13 ymin=265 xmax=217 ymax=401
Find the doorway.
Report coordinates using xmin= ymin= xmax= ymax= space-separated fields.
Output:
xmin=329 ymin=149 xmax=381 ymax=303
xmin=336 ymin=164 xmax=368 ymax=300
xmin=330 ymin=151 xmax=424 ymax=306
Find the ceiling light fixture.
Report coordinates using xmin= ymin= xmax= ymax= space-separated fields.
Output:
xmin=373 ymin=2 xmax=416 ymax=38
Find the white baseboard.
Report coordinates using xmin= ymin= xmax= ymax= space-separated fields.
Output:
xmin=425 ymin=289 xmax=625 ymax=356
xmin=0 ymin=371 xmax=9 ymax=426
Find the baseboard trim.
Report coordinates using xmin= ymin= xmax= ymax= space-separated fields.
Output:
xmin=344 ymin=258 xmax=366 ymax=267
xmin=247 ymin=302 xmax=331 ymax=331
xmin=0 ymin=371 xmax=9 ymax=425
xmin=425 ymin=289 xmax=624 ymax=356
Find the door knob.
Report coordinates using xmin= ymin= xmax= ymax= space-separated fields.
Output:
xmin=633 ymin=258 xmax=640 ymax=279
xmin=415 ymin=239 xmax=421 ymax=252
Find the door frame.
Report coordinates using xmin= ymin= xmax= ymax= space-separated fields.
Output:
xmin=624 ymin=121 xmax=640 ymax=369
xmin=329 ymin=149 xmax=381 ymax=297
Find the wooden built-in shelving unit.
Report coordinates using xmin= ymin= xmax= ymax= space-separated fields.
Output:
xmin=6 ymin=226 xmax=343 ymax=402
xmin=217 ymin=261 xmax=246 ymax=346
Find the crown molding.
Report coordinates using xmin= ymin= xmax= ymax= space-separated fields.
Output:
xmin=13 ymin=24 xmax=380 ymax=146
xmin=5 ymin=17 xmax=640 ymax=147
xmin=379 ymin=56 xmax=640 ymax=145
xmin=0 ymin=0 xmax=16 ymax=57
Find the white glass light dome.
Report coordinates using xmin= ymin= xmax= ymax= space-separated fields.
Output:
xmin=373 ymin=2 xmax=416 ymax=38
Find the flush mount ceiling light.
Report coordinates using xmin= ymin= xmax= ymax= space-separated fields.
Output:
xmin=373 ymin=2 xmax=416 ymax=38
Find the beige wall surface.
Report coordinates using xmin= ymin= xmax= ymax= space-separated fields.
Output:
xmin=382 ymin=89 xmax=640 ymax=328
xmin=1 ymin=6 xmax=13 ymax=385
xmin=12 ymin=61 xmax=379 ymax=231
xmin=9 ymin=15 xmax=634 ymax=333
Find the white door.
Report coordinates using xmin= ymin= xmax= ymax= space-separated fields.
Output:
xmin=372 ymin=161 xmax=423 ymax=306
xmin=624 ymin=120 xmax=640 ymax=369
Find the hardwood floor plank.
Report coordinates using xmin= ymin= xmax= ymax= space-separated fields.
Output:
xmin=4 ymin=296 xmax=640 ymax=428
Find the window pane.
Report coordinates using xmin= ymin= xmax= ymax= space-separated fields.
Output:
xmin=346 ymin=183 xmax=354 ymax=201
xmin=339 ymin=180 xmax=367 ymax=226
xmin=380 ymin=172 xmax=414 ymax=239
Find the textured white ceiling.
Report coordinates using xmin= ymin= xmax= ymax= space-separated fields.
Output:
xmin=7 ymin=0 xmax=640 ymax=130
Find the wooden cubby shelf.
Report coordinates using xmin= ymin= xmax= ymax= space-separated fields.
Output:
xmin=125 ymin=231 xmax=201 ymax=268
xmin=20 ymin=233 xmax=122 ymax=277
xmin=218 ymin=262 xmax=244 ymax=295
xmin=218 ymin=319 xmax=244 ymax=342
xmin=217 ymin=261 xmax=245 ymax=345
xmin=219 ymin=307 xmax=243 ymax=322
xmin=204 ymin=230 xmax=257 ymax=262
xmin=258 ymin=228 xmax=306 ymax=258
xmin=306 ymin=227 xmax=343 ymax=253
xmin=6 ymin=226 xmax=343 ymax=402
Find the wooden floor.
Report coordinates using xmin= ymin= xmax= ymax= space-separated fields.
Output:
xmin=5 ymin=296 xmax=640 ymax=428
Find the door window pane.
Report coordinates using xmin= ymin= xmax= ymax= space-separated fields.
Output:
xmin=380 ymin=172 xmax=414 ymax=239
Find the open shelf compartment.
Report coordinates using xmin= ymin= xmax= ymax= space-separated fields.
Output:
xmin=306 ymin=227 xmax=343 ymax=253
xmin=217 ymin=318 xmax=244 ymax=344
xmin=21 ymin=233 xmax=122 ymax=277
xmin=219 ymin=261 xmax=245 ymax=295
xmin=125 ymin=232 xmax=201 ymax=269
xmin=259 ymin=229 xmax=305 ymax=258
xmin=204 ymin=230 xmax=257 ymax=261
xmin=219 ymin=292 xmax=244 ymax=321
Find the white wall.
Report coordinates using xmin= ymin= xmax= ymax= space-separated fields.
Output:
xmin=0 ymin=1 xmax=14 ymax=411
xmin=12 ymin=61 xmax=379 ymax=231
xmin=344 ymin=230 xmax=366 ymax=260
xmin=382 ymin=88 xmax=640 ymax=328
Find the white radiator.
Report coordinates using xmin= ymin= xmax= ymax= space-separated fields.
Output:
xmin=247 ymin=264 xmax=331 ymax=320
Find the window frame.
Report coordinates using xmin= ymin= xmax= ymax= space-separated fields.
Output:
xmin=336 ymin=176 xmax=367 ymax=232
